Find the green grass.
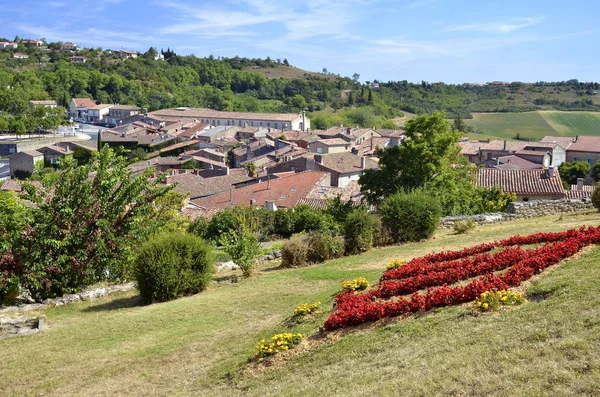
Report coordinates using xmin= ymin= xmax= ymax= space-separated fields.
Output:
xmin=465 ymin=111 xmax=600 ymax=141
xmin=2 ymin=211 xmax=600 ymax=396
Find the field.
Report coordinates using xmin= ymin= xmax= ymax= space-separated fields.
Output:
xmin=2 ymin=212 xmax=600 ymax=396
xmin=465 ymin=111 xmax=600 ymax=141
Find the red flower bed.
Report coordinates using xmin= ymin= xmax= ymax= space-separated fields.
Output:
xmin=324 ymin=226 xmax=600 ymax=331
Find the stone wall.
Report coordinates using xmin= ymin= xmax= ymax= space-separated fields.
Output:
xmin=441 ymin=198 xmax=594 ymax=228
xmin=0 ymin=136 xmax=88 ymax=156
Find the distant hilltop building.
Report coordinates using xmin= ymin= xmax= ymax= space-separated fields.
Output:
xmin=489 ymin=81 xmax=510 ymax=86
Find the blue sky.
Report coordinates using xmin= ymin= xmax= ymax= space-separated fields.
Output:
xmin=0 ymin=0 xmax=597 ymax=84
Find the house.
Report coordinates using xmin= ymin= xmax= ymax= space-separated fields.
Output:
xmin=70 ymin=56 xmax=87 ymax=63
xmin=563 ymin=136 xmax=600 ymax=166
xmin=21 ymin=39 xmax=42 ymax=47
xmin=86 ymin=104 xmax=112 ymax=123
xmin=370 ymin=82 xmax=380 ymax=89
xmin=62 ymin=43 xmax=79 ymax=51
xmin=489 ymin=155 xmax=543 ymax=170
xmin=476 ymin=168 xmax=566 ymax=201
xmin=161 ymin=168 xmax=254 ymax=200
xmin=313 ymin=152 xmax=378 ymax=187
xmin=101 ymin=127 xmax=176 ymax=152
xmin=30 ymin=100 xmax=57 ymax=108
xmin=9 ymin=150 xmax=44 ymax=177
xmin=309 ymin=138 xmax=350 ymax=154
xmin=232 ymin=138 xmax=275 ymax=167
xmin=37 ymin=145 xmax=71 ymax=165
xmin=12 ymin=53 xmax=29 ymax=59
xmin=0 ymin=42 xmax=17 ymax=50
xmin=149 ymin=108 xmax=310 ymax=131
xmin=479 ymin=140 xmax=566 ymax=168
xmin=105 ymin=105 xmax=141 ymax=126
xmin=459 ymin=140 xmax=487 ymax=164
xmin=189 ymin=171 xmax=329 ymax=216
xmin=299 ymin=181 xmax=365 ymax=210
xmin=197 ymin=125 xmax=238 ymax=143
xmin=159 ymin=139 xmax=209 ymax=156
xmin=116 ymin=50 xmax=138 ymax=59
xmin=540 ymin=136 xmax=575 ymax=150
xmin=68 ymin=98 xmax=97 ymax=120
xmin=154 ymin=53 xmax=165 ymax=61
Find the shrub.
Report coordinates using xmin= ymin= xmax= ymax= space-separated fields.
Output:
xmin=188 ymin=217 xmax=209 ymax=238
xmin=344 ymin=208 xmax=378 ymax=255
xmin=474 ymin=290 xmax=527 ymax=312
xmin=372 ymin=216 xmax=393 ymax=247
xmin=453 ymin=219 xmax=476 ymax=234
xmin=306 ymin=232 xmax=345 ymax=263
xmin=593 ymin=184 xmax=600 ymax=211
xmin=341 ymin=276 xmax=369 ymax=291
xmin=134 ymin=232 xmax=214 ymax=304
xmin=294 ymin=301 xmax=321 ymax=316
xmin=256 ymin=333 xmax=303 ymax=357
xmin=281 ymin=238 xmax=310 ymax=267
xmin=219 ymin=206 xmax=261 ymax=277
xmin=377 ymin=190 xmax=442 ymax=243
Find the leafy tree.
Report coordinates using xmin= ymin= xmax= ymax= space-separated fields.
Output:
xmin=322 ymin=68 xmax=328 ymax=74
xmin=558 ymin=161 xmax=590 ymax=188
xmin=591 ymin=162 xmax=600 ymax=182
xmin=244 ymin=161 xmax=257 ymax=177
xmin=5 ymin=146 xmax=183 ymax=300
xmin=453 ymin=115 xmax=468 ymax=132
xmin=282 ymin=58 xmax=289 ymax=66
xmin=288 ymin=94 xmax=307 ymax=112
xmin=352 ymin=73 xmax=360 ymax=82
xmin=219 ymin=205 xmax=261 ymax=277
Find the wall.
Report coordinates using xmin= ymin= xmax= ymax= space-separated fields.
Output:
xmin=440 ymin=198 xmax=593 ymax=228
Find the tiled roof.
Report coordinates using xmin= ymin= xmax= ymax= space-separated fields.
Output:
xmin=304 ymin=180 xmax=364 ymax=203
xmin=19 ymin=150 xmax=44 ymax=157
xmin=166 ymin=168 xmax=254 ymax=199
xmin=127 ymin=157 xmax=159 ymax=175
xmin=460 ymin=140 xmax=487 ymax=156
xmin=90 ymin=104 xmax=112 ymax=110
xmin=109 ymin=104 xmax=141 ymax=110
xmin=489 ymin=155 xmax=542 ymax=170
xmin=317 ymin=152 xmax=378 ymax=174
xmin=514 ymin=149 xmax=548 ymax=157
xmin=73 ymin=98 xmax=96 ymax=108
xmin=149 ymin=108 xmax=303 ymax=122
xmin=477 ymin=168 xmax=565 ymax=197
xmin=318 ymin=138 xmax=350 ymax=146
xmin=567 ymin=136 xmax=600 ymax=154
xmin=157 ymin=156 xmax=192 ymax=166
xmin=481 ymin=140 xmax=528 ymax=152
xmin=1 ymin=179 xmax=41 ymax=192
xmin=159 ymin=139 xmax=202 ymax=153
xmin=540 ymin=136 xmax=575 ymax=149
xmin=565 ymin=190 xmax=592 ymax=199
xmin=190 ymin=171 xmax=327 ymax=213
xmin=570 ymin=184 xmax=594 ymax=192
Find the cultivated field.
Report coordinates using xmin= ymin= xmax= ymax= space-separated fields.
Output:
xmin=465 ymin=111 xmax=600 ymax=141
xmin=2 ymin=212 xmax=600 ymax=396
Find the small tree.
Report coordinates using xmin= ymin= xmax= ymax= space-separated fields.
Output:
xmin=244 ymin=161 xmax=257 ymax=177
xmin=219 ymin=206 xmax=261 ymax=277
xmin=558 ymin=161 xmax=590 ymax=188
xmin=593 ymin=184 xmax=600 ymax=211
xmin=591 ymin=162 xmax=600 ymax=182
xmin=344 ymin=208 xmax=378 ymax=255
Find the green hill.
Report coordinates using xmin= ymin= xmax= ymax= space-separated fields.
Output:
xmin=3 ymin=211 xmax=600 ymax=396
xmin=465 ymin=111 xmax=600 ymax=140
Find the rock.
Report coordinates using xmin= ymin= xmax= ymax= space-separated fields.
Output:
xmin=217 ymin=261 xmax=240 ymax=272
xmin=272 ymin=249 xmax=282 ymax=258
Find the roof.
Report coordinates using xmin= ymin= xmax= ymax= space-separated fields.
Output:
xmin=317 ymin=138 xmax=350 ymax=146
xmin=16 ymin=150 xmax=44 ymax=157
xmin=149 ymin=108 xmax=304 ymax=122
xmin=90 ymin=104 xmax=112 ymax=110
xmin=476 ymin=168 xmax=565 ymax=197
xmin=176 ymin=122 xmax=210 ymax=138
xmin=73 ymin=98 xmax=96 ymax=108
xmin=127 ymin=157 xmax=159 ymax=175
xmin=109 ymin=104 xmax=141 ymax=111
xmin=167 ymin=168 xmax=254 ymax=199
xmin=157 ymin=156 xmax=192 ymax=166
xmin=540 ymin=136 xmax=576 ymax=150
xmin=190 ymin=171 xmax=327 ymax=213
xmin=490 ymin=155 xmax=543 ymax=170
xmin=30 ymin=100 xmax=57 ymax=106
xmin=1 ymin=179 xmax=42 ymax=193
xmin=570 ymin=184 xmax=594 ymax=192
xmin=13 ymin=53 xmax=28 ymax=57
xmin=316 ymin=152 xmax=378 ymax=174
xmin=38 ymin=145 xmax=69 ymax=155
xmin=567 ymin=136 xmax=600 ymax=154
xmin=460 ymin=140 xmax=487 ymax=156
xmin=481 ymin=140 xmax=528 ymax=152
xmin=159 ymin=139 xmax=203 ymax=154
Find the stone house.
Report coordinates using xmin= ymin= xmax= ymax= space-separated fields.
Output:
xmin=9 ymin=150 xmax=44 ymax=177
xmin=308 ymin=138 xmax=350 ymax=154
xmin=476 ymin=168 xmax=566 ymax=201
xmin=86 ymin=104 xmax=112 ymax=123
xmin=105 ymin=105 xmax=141 ymax=126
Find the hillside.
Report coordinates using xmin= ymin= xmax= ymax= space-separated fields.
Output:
xmin=242 ymin=65 xmax=338 ymax=82
xmin=2 ymin=211 xmax=600 ymax=396
xmin=465 ymin=111 xmax=600 ymax=140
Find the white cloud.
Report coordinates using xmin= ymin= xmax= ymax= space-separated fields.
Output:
xmin=442 ymin=17 xmax=544 ymax=34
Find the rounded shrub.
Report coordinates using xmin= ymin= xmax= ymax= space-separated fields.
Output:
xmin=134 ymin=232 xmax=214 ymax=304
xmin=306 ymin=232 xmax=345 ymax=263
xmin=377 ymin=190 xmax=442 ymax=243
xmin=344 ymin=208 xmax=378 ymax=255
xmin=281 ymin=238 xmax=309 ymax=268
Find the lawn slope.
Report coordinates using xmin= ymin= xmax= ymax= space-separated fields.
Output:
xmin=2 ymin=212 xmax=600 ymax=396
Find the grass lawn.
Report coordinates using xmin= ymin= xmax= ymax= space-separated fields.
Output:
xmin=465 ymin=111 xmax=600 ymax=141
xmin=2 ymin=211 xmax=600 ymax=396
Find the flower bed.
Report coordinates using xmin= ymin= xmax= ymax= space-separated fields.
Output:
xmin=324 ymin=226 xmax=600 ymax=331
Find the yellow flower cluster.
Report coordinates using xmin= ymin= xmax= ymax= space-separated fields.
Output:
xmin=474 ymin=289 xmax=527 ymax=312
xmin=386 ymin=259 xmax=408 ymax=270
xmin=294 ymin=301 xmax=321 ymax=317
xmin=255 ymin=333 xmax=303 ymax=357
xmin=341 ymin=277 xmax=370 ymax=291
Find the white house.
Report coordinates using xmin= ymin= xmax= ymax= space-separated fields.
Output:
xmin=0 ymin=42 xmax=17 ymax=50
xmin=86 ymin=104 xmax=113 ymax=123
xmin=68 ymin=98 xmax=97 ymax=120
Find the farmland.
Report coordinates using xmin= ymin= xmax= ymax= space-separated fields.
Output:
xmin=465 ymin=111 xmax=600 ymax=141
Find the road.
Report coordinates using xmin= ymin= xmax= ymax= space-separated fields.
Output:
xmin=57 ymin=124 xmax=100 ymax=141
xmin=0 ymin=159 xmax=9 ymax=180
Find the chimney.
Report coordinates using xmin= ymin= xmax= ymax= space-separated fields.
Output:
xmin=577 ymin=178 xmax=584 ymax=191
xmin=267 ymin=175 xmax=271 ymax=190
xmin=346 ymin=127 xmax=351 ymax=135
xmin=361 ymin=156 xmax=366 ymax=169
xmin=229 ymin=187 xmax=233 ymax=202
xmin=575 ymin=135 xmax=579 ymax=143
xmin=165 ymin=176 xmax=171 ymax=185
xmin=547 ymin=166 xmax=555 ymax=178
xmin=250 ymin=198 xmax=256 ymax=205
xmin=65 ymin=145 xmax=69 ymax=154
xmin=226 ymin=166 xmax=230 ymax=176
xmin=314 ymin=154 xmax=323 ymax=164
xmin=503 ymin=140 xmax=507 ymax=150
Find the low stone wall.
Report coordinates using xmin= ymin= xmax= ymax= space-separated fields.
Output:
xmin=0 ymin=315 xmax=45 ymax=339
xmin=441 ymin=199 xmax=594 ymax=228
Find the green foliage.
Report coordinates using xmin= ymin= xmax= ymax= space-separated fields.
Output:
xmin=558 ymin=161 xmax=591 ymax=188
xmin=306 ymin=232 xmax=345 ymax=263
xmin=244 ymin=161 xmax=257 ymax=177
xmin=592 ymin=184 xmax=600 ymax=211
xmin=188 ymin=217 xmax=209 ymax=239
xmin=592 ymin=162 xmax=600 ymax=182
xmin=453 ymin=219 xmax=476 ymax=234
xmin=218 ymin=206 xmax=261 ymax=277
xmin=280 ymin=239 xmax=309 ymax=268
xmin=344 ymin=208 xmax=378 ymax=255
xmin=134 ymin=232 xmax=214 ymax=304
xmin=2 ymin=146 xmax=183 ymax=301
xmin=377 ymin=190 xmax=442 ymax=243
xmin=325 ymin=195 xmax=355 ymax=223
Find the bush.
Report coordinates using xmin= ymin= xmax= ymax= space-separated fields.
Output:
xmin=377 ymin=190 xmax=442 ymax=243
xmin=134 ymin=232 xmax=214 ymax=304
xmin=593 ymin=184 xmax=600 ymax=211
xmin=256 ymin=333 xmax=303 ymax=357
xmin=219 ymin=206 xmax=261 ymax=277
xmin=453 ymin=219 xmax=476 ymax=234
xmin=372 ymin=216 xmax=393 ymax=247
xmin=188 ymin=217 xmax=209 ymax=238
xmin=294 ymin=302 xmax=321 ymax=316
xmin=474 ymin=290 xmax=527 ymax=312
xmin=341 ymin=276 xmax=369 ymax=291
xmin=306 ymin=232 xmax=345 ymax=263
xmin=344 ymin=209 xmax=378 ymax=255
xmin=281 ymin=238 xmax=310 ymax=267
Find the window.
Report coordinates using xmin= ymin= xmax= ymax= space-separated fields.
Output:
xmin=267 ymin=122 xmax=271 ymax=127
xmin=574 ymin=157 xmax=580 ymax=162
xmin=588 ymin=159 xmax=594 ymax=166
xmin=317 ymin=147 xmax=323 ymax=154
xmin=274 ymin=123 xmax=278 ymax=129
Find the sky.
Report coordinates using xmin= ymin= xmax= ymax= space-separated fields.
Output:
xmin=0 ymin=0 xmax=598 ymax=84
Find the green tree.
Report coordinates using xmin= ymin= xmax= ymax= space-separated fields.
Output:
xmin=558 ymin=161 xmax=590 ymax=188
xmin=289 ymin=94 xmax=307 ymax=112
xmin=219 ymin=205 xmax=261 ymax=277
xmin=244 ymin=161 xmax=257 ymax=177
xmin=453 ymin=115 xmax=468 ymax=132
xmin=591 ymin=161 xmax=600 ymax=182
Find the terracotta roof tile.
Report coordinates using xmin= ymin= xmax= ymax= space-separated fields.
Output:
xmin=73 ymin=98 xmax=96 ymax=108
xmin=477 ymin=168 xmax=565 ymax=197
xmin=317 ymin=152 xmax=378 ymax=174
xmin=567 ymin=136 xmax=600 ymax=154
xmin=540 ymin=136 xmax=575 ymax=150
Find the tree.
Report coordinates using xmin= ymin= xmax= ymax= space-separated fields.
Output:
xmin=558 ymin=161 xmax=590 ymax=188
xmin=453 ymin=115 xmax=468 ymax=132
xmin=219 ymin=205 xmax=261 ymax=277
xmin=244 ymin=161 xmax=257 ymax=177
xmin=322 ymin=68 xmax=328 ymax=74
xmin=288 ymin=94 xmax=307 ymax=112
xmin=282 ymin=58 xmax=289 ymax=66
xmin=352 ymin=73 xmax=360 ymax=82
xmin=8 ymin=146 xmax=183 ymax=300
xmin=591 ymin=161 xmax=600 ymax=182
